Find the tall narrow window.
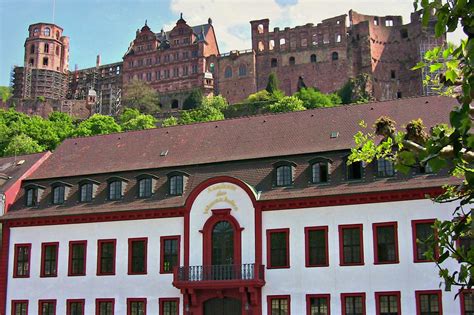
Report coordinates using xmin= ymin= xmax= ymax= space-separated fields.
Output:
xmin=412 ymin=219 xmax=437 ymax=262
xmin=160 ymin=236 xmax=180 ymax=273
xmin=159 ymin=298 xmax=179 ymax=315
xmin=41 ymin=242 xmax=58 ymax=277
xmin=271 ymin=58 xmax=278 ymax=67
xmin=44 ymin=27 xmax=51 ymax=36
xmin=341 ymin=293 xmax=366 ymax=315
xmin=377 ymin=159 xmax=394 ymax=177
xmin=268 ymin=295 xmax=290 ymax=315
xmin=108 ymin=180 xmax=123 ymax=200
xmin=306 ymin=294 xmax=330 ymax=315
xmin=127 ymin=299 xmax=146 ymax=315
xmin=67 ymin=299 xmax=85 ymax=315
xmin=44 ymin=43 xmax=49 ymax=53
xmin=310 ymin=54 xmax=317 ymax=63
xmin=97 ymin=239 xmax=116 ymax=275
xmin=339 ymin=224 xmax=364 ymax=265
xmin=312 ymin=162 xmax=329 ymax=183
xmin=68 ymin=241 xmax=87 ymax=276
xmin=347 ymin=161 xmax=363 ymax=180
xmin=13 ymin=244 xmax=31 ymax=278
xmin=138 ymin=177 xmax=153 ymax=198
xmin=461 ymin=290 xmax=474 ymax=315
xmin=239 ymin=64 xmax=247 ymax=76
xmin=25 ymin=187 xmax=38 ymax=207
xmin=375 ymin=292 xmax=400 ymax=315
xmin=96 ymin=299 xmax=114 ymax=315
xmin=276 ymin=165 xmax=293 ymax=186
xmin=39 ymin=300 xmax=56 ymax=315
xmin=12 ymin=300 xmax=28 ymax=315
xmin=128 ymin=238 xmax=147 ymax=274
xmin=224 ymin=66 xmax=232 ymax=78
xmin=169 ymin=175 xmax=183 ymax=195
xmin=30 ymin=44 xmax=35 ymax=54
xmin=373 ymin=222 xmax=399 ymax=264
xmin=52 ymin=185 xmax=65 ymax=204
xmin=415 ymin=290 xmax=442 ymax=315
xmin=267 ymin=229 xmax=290 ymax=268
xmin=331 ymin=52 xmax=339 ymax=61
xmin=289 ymin=56 xmax=296 ymax=65
xmin=43 ymin=57 xmax=49 ymax=66
xmin=305 ymin=226 xmax=329 ymax=267
xmin=79 ymin=182 xmax=93 ymax=202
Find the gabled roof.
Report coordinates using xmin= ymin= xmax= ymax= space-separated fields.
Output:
xmin=28 ymin=96 xmax=458 ymax=180
xmin=0 ymin=152 xmax=51 ymax=193
xmin=156 ymin=24 xmax=211 ymax=43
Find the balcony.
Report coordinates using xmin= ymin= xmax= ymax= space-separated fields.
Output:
xmin=173 ymin=263 xmax=265 ymax=290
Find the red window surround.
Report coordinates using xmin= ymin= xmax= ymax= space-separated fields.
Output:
xmin=40 ymin=242 xmax=59 ymax=277
xmin=95 ymin=298 xmax=115 ymax=315
xmin=68 ymin=240 xmax=87 ymax=276
xmin=306 ymin=294 xmax=330 ymax=315
xmin=372 ymin=222 xmax=399 ymax=264
xmin=341 ymin=293 xmax=366 ymax=315
xmin=375 ymin=291 xmax=401 ymax=315
xmin=97 ymin=239 xmax=116 ymax=276
xmin=11 ymin=300 xmax=28 ymax=315
xmin=38 ymin=299 xmax=56 ymax=315
xmin=460 ymin=289 xmax=473 ymax=315
xmin=305 ymin=226 xmax=329 ymax=267
xmin=267 ymin=295 xmax=291 ymax=315
xmin=415 ymin=290 xmax=442 ymax=315
xmin=127 ymin=298 xmax=147 ymax=315
xmin=338 ymin=224 xmax=364 ymax=266
xmin=66 ymin=299 xmax=85 ymax=315
xmin=160 ymin=236 xmax=180 ymax=274
xmin=411 ymin=219 xmax=438 ymax=263
xmin=128 ymin=238 xmax=148 ymax=275
xmin=159 ymin=298 xmax=179 ymax=315
xmin=266 ymin=228 xmax=290 ymax=269
xmin=13 ymin=243 xmax=31 ymax=278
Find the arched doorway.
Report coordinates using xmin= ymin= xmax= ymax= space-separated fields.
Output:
xmin=204 ymin=298 xmax=242 ymax=315
xmin=212 ymin=221 xmax=234 ymax=265
xmin=171 ymin=99 xmax=179 ymax=109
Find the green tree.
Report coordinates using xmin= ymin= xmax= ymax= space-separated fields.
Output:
xmin=202 ymin=95 xmax=228 ymax=111
xmin=349 ymin=0 xmax=472 ymax=292
xmin=48 ymin=111 xmax=75 ymax=142
xmin=293 ymin=87 xmax=338 ymax=109
xmin=3 ymin=134 xmax=44 ymax=156
xmin=178 ymin=106 xmax=224 ymax=124
xmin=161 ymin=116 xmax=178 ymax=127
xmin=119 ymin=108 xmax=156 ymax=131
xmin=122 ymin=79 xmax=160 ymax=114
xmin=266 ymin=96 xmax=306 ymax=113
xmin=0 ymin=86 xmax=12 ymax=103
xmin=75 ymin=114 xmax=121 ymax=137
xmin=265 ymin=73 xmax=279 ymax=94
xmin=183 ymin=89 xmax=203 ymax=110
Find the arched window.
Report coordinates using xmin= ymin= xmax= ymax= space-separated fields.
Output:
xmin=42 ymin=57 xmax=49 ymax=66
xmin=138 ymin=177 xmax=153 ymax=198
xmin=331 ymin=52 xmax=339 ymax=61
xmin=52 ymin=185 xmax=65 ymax=205
xmin=33 ymin=28 xmax=39 ymax=36
xmin=347 ymin=161 xmax=363 ymax=180
xmin=171 ymin=99 xmax=179 ymax=109
xmin=312 ymin=161 xmax=329 ymax=183
xmin=169 ymin=175 xmax=183 ymax=195
xmin=238 ymin=64 xmax=247 ymax=76
xmin=310 ymin=54 xmax=317 ymax=63
xmin=258 ymin=41 xmax=264 ymax=52
xmin=44 ymin=43 xmax=49 ymax=53
xmin=212 ymin=221 xmax=234 ymax=265
xmin=289 ymin=56 xmax=295 ymax=66
xmin=279 ymin=38 xmax=286 ymax=47
xmin=257 ymin=24 xmax=264 ymax=34
xmin=271 ymin=58 xmax=278 ymax=68
xmin=30 ymin=45 xmax=35 ymax=54
xmin=44 ymin=27 xmax=51 ymax=36
xmin=224 ymin=66 xmax=232 ymax=78
xmin=29 ymin=58 xmax=34 ymax=66
xmin=269 ymin=39 xmax=275 ymax=50
xmin=276 ymin=165 xmax=293 ymax=186
xmin=108 ymin=180 xmax=123 ymax=200
xmin=79 ymin=182 xmax=93 ymax=202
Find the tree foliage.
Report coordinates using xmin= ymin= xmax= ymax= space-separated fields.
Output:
xmin=349 ymin=0 xmax=473 ymax=292
xmin=74 ymin=114 xmax=122 ymax=137
xmin=119 ymin=108 xmax=156 ymax=131
xmin=266 ymin=96 xmax=306 ymax=113
xmin=0 ymin=86 xmax=12 ymax=103
xmin=293 ymin=87 xmax=340 ymax=109
xmin=122 ymin=79 xmax=160 ymax=114
xmin=182 ymin=89 xmax=203 ymax=110
xmin=3 ymin=134 xmax=44 ymax=156
xmin=265 ymin=73 xmax=280 ymax=94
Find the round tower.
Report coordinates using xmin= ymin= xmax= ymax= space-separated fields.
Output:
xmin=24 ymin=23 xmax=69 ymax=74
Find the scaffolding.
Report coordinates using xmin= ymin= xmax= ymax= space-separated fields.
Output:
xmin=419 ymin=37 xmax=444 ymax=96
xmin=23 ymin=66 xmax=32 ymax=99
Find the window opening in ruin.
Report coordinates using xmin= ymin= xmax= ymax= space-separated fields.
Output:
xmin=323 ymin=34 xmax=329 ymax=44
xmin=289 ymin=56 xmax=295 ymax=66
xmin=374 ymin=18 xmax=379 ymax=26
xmin=331 ymin=52 xmax=339 ymax=61
xmin=280 ymin=38 xmax=286 ymax=49
xmin=30 ymin=45 xmax=35 ymax=54
xmin=336 ymin=34 xmax=342 ymax=43
xmin=310 ymin=54 xmax=317 ymax=63
xmin=290 ymin=39 xmax=296 ymax=49
xmin=269 ymin=40 xmax=275 ymax=50
xmin=171 ymin=99 xmax=179 ymax=109
xmin=391 ymin=70 xmax=396 ymax=79
xmin=385 ymin=19 xmax=394 ymax=27
xmin=397 ymin=91 xmax=402 ymax=99
xmin=239 ymin=64 xmax=247 ymax=76
xmin=400 ymin=29 xmax=408 ymax=38
xmin=301 ymin=38 xmax=307 ymax=47
xmin=271 ymin=58 xmax=278 ymax=68
xmin=29 ymin=59 xmax=34 ymax=66
xmin=224 ymin=66 xmax=232 ymax=78
xmin=312 ymin=34 xmax=318 ymax=46
xmin=258 ymin=41 xmax=265 ymax=52
xmin=257 ymin=24 xmax=264 ymax=34
xmin=43 ymin=57 xmax=49 ymax=66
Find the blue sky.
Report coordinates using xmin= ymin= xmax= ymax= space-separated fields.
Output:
xmin=0 ymin=0 xmax=465 ymax=86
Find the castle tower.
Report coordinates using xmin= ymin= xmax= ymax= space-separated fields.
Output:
xmin=12 ymin=23 xmax=70 ymax=100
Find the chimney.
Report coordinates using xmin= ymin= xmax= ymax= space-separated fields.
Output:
xmin=96 ymin=54 xmax=101 ymax=68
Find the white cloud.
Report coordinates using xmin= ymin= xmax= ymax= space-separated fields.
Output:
xmin=168 ymin=0 xmax=465 ymax=53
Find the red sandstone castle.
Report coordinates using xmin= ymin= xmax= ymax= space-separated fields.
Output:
xmin=11 ymin=10 xmax=444 ymax=114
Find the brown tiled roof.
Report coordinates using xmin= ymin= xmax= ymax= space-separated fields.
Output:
xmin=28 ymin=96 xmax=457 ymax=180
xmin=0 ymin=152 xmax=51 ymax=193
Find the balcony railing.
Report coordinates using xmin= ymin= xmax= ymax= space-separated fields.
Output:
xmin=176 ymin=263 xmax=265 ymax=282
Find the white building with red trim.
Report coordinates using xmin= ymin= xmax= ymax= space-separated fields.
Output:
xmin=1 ymin=96 xmax=472 ymax=315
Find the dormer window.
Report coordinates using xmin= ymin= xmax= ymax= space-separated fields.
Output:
xmin=79 ymin=179 xmax=99 ymax=203
xmin=310 ymin=158 xmax=331 ymax=184
xmin=377 ymin=159 xmax=395 ymax=177
xmin=24 ymin=184 xmax=45 ymax=207
xmin=347 ymin=161 xmax=363 ymax=180
xmin=168 ymin=172 xmax=188 ymax=196
xmin=51 ymin=182 xmax=71 ymax=205
xmin=136 ymin=174 xmax=158 ymax=198
xmin=274 ymin=161 xmax=296 ymax=187
xmin=107 ymin=177 xmax=128 ymax=200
